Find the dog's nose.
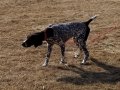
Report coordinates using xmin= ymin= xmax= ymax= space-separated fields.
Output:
xmin=22 ymin=42 xmax=26 ymax=47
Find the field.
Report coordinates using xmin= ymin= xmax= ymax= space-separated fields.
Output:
xmin=0 ymin=0 xmax=120 ymax=90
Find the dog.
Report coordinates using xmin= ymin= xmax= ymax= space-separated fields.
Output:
xmin=22 ymin=15 xmax=97 ymax=66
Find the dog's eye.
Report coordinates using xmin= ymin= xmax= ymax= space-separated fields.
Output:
xmin=27 ymin=36 xmax=30 ymax=39
xmin=27 ymin=34 xmax=33 ymax=39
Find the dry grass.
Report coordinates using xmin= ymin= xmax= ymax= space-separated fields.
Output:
xmin=0 ymin=0 xmax=120 ymax=90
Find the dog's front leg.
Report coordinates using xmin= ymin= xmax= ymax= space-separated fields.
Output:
xmin=60 ymin=44 xmax=66 ymax=64
xmin=78 ymin=40 xmax=89 ymax=64
xmin=42 ymin=44 xmax=53 ymax=66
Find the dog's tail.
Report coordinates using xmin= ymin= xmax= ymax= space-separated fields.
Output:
xmin=85 ymin=15 xmax=98 ymax=25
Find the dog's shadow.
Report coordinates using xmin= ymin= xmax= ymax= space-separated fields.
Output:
xmin=56 ymin=58 xmax=120 ymax=85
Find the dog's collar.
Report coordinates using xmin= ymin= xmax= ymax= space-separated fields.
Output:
xmin=44 ymin=30 xmax=47 ymax=40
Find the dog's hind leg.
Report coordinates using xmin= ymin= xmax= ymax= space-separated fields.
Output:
xmin=73 ymin=37 xmax=82 ymax=58
xmin=42 ymin=44 xmax=53 ymax=66
xmin=78 ymin=39 xmax=89 ymax=64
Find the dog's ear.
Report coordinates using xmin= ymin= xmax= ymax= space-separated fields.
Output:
xmin=34 ymin=41 xmax=42 ymax=48
xmin=33 ymin=32 xmax=44 ymax=47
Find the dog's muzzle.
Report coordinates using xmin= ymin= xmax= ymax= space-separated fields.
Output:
xmin=22 ymin=42 xmax=27 ymax=47
xmin=22 ymin=40 xmax=28 ymax=47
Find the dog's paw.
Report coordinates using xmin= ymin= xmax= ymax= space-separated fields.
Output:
xmin=80 ymin=62 xmax=91 ymax=65
xmin=64 ymin=63 xmax=69 ymax=66
xmin=60 ymin=61 xmax=67 ymax=64
xmin=80 ymin=62 xmax=86 ymax=65
xmin=81 ymin=60 xmax=86 ymax=65
xmin=42 ymin=63 xmax=48 ymax=67
xmin=74 ymin=54 xmax=79 ymax=58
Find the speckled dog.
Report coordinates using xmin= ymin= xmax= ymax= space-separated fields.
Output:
xmin=22 ymin=15 xmax=97 ymax=66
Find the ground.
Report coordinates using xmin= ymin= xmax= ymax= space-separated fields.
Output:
xmin=0 ymin=0 xmax=120 ymax=90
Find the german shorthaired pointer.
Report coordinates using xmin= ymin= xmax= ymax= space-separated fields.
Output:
xmin=22 ymin=15 xmax=97 ymax=66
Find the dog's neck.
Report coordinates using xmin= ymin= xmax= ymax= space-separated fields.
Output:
xmin=44 ymin=28 xmax=54 ymax=41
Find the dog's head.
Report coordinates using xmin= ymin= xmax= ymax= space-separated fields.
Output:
xmin=22 ymin=28 xmax=54 ymax=48
xmin=22 ymin=32 xmax=44 ymax=48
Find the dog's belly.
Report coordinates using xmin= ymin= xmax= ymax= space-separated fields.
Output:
xmin=46 ymin=36 xmax=70 ymax=45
